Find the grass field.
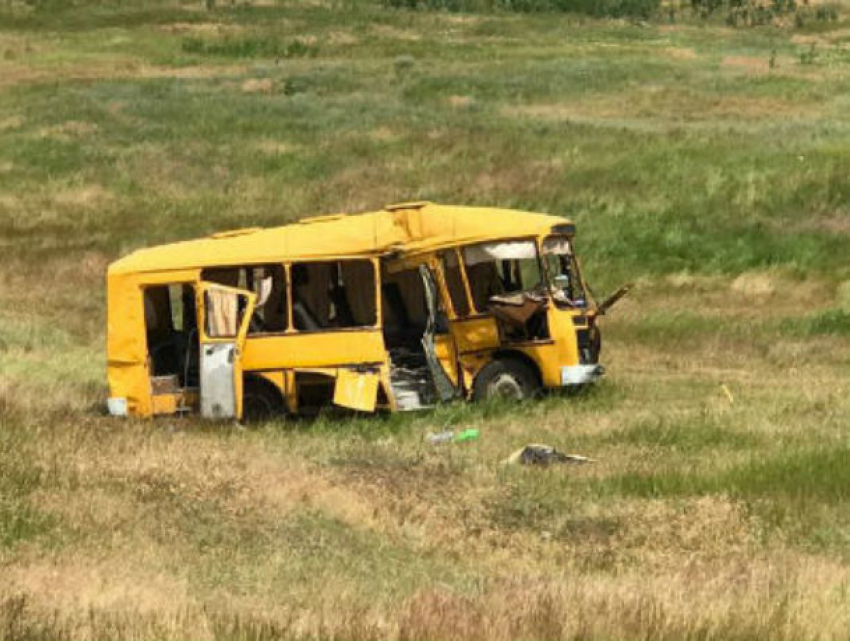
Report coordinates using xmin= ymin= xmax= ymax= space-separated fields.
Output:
xmin=1 ymin=1 xmax=849 ymax=639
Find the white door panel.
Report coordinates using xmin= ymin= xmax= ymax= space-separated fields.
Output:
xmin=200 ymin=342 xmax=237 ymax=419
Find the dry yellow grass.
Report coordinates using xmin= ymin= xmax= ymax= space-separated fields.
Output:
xmin=2 ymin=277 xmax=847 ymax=639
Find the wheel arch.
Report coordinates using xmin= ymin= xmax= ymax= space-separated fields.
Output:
xmin=243 ymin=372 xmax=286 ymax=409
xmin=488 ymin=349 xmax=542 ymax=387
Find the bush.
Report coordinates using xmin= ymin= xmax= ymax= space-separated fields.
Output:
xmin=690 ymin=0 xmax=838 ymax=27
xmin=381 ymin=0 xmax=660 ymax=19
xmin=181 ymin=36 xmax=318 ymax=59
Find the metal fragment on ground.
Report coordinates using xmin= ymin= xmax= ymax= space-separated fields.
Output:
xmin=503 ymin=444 xmax=595 ymax=465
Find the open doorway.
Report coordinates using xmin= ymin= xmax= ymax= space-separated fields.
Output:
xmin=381 ymin=264 xmax=457 ymax=409
xmin=143 ymin=283 xmax=199 ymax=406
xmin=381 ymin=265 xmax=431 ymax=409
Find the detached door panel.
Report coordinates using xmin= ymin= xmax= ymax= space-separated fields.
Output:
xmin=333 ymin=368 xmax=380 ymax=412
xmin=197 ymin=282 xmax=256 ymax=420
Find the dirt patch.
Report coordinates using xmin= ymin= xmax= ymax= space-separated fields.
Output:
xmin=0 ymin=62 xmax=247 ymax=88
xmin=705 ymin=94 xmax=807 ymax=118
xmin=665 ymin=271 xmax=698 ymax=288
xmin=260 ymin=470 xmax=385 ymax=531
xmin=53 ymin=185 xmax=112 ymax=207
xmin=157 ymin=22 xmax=246 ymax=36
xmin=661 ymin=46 xmax=698 ymax=60
xmin=0 ymin=115 xmax=23 ymax=131
xmin=241 ymin=78 xmax=274 ymax=93
xmin=612 ymin=496 xmax=754 ymax=564
xmin=441 ymin=14 xmax=485 ymax=24
xmin=326 ymin=31 xmax=359 ymax=46
xmin=503 ymin=103 xmax=612 ymax=121
xmin=812 ymin=212 xmax=850 ymax=235
xmin=254 ymin=139 xmax=298 ymax=154
xmin=138 ymin=64 xmax=247 ymax=80
xmin=447 ymin=95 xmax=474 ymax=109
xmin=2 ymin=559 xmax=191 ymax=614
xmin=721 ymin=55 xmax=770 ymax=74
xmin=372 ymin=24 xmax=422 ymax=41
xmin=39 ymin=121 xmax=98 ymax=140
xmin=106 ymin=100 xmax=128 ymax=115
xmin=791 ymin=33 xmax=829 ymax=46
xmin=837 ymin=281 xmax=850 ymax=311
xmin=731 ymin=271 xmax=777 ymax=296
xmin=369 ymin=127 xmax=398 ymax=142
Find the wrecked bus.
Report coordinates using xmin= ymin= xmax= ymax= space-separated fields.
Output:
xmin=106 ymin=202 xmax=627 ymax=420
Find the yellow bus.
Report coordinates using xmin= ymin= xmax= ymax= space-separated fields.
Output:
xmin=106 ymin=202 xmax=628 ymax=420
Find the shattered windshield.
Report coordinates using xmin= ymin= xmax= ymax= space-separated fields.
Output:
xmin=541 ymin=236 xmax=587 ymax=307
xmin=461 ymin=240 xmax=544 ymax=312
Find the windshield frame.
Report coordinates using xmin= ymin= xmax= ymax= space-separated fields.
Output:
xmin=539 ymin=234 xmax=591 ymax=309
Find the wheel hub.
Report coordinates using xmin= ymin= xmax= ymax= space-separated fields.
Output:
xmin=488 ymin=373 xmax=524 ymax=400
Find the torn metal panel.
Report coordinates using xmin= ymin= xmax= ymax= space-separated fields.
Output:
xmin=333 ymin=368 xmax=380 ymax=412
xmin=598 ymin=283 xmax=633 ymax=314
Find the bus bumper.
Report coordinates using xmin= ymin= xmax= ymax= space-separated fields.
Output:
xmin=560 ymin=364 xmax=605 ymax=386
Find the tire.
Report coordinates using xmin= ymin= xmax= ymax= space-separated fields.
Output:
xmin=242 ymin=377 xmax=285 ymax=423
xmin=472 ymin=358 xmax=540 ymax=402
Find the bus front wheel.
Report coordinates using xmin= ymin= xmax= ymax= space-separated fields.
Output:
xmin=472 ymin=359 xmax=540 ymax=402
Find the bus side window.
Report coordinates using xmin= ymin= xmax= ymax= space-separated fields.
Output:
xmin=291 ymin=260 xmax=376 ymax=331
xmin=201 ymin=265 xmax=287 ymax=335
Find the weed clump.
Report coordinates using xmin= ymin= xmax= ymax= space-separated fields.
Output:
xmin=182 ymin=36 xmax=318 ymax=59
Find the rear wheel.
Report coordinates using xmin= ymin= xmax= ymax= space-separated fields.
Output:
xmin=472 ymin=359 xmax=540 ymax=402
xmin=242 ymin=377 xmax=285 ymax=423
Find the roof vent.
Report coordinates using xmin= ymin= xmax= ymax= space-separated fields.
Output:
xmin=298 ymin=213 xmax=346 ymax=224
xmin=210 ymin=227 xmax=261 ymax=239
xmin=384 ymin=201 xmax=429 ymax=212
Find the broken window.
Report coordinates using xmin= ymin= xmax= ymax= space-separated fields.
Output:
xmin=291 ymin=260 xmax=376 ymax=331
xmin=440 ymin=250 xmax=470 ymax=318
xmin=541 ymin=236 xmax=586 ymax=306
xmin=201 ymin=265 xmax=287 ymax=334
xmin=381 ymin=265 xmax=428 ymax=344
xmin=462 ymin=240 xmax=543 ymax=313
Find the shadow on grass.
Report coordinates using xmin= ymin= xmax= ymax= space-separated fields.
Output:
xmin=242 ymin=381 xmax=621 ymax=438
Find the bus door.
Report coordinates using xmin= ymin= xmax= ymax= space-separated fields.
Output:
xmin=196 ymin=282 xmax=256 ymax=420
xmin=419 ymin=264 xmax=460 ymax=401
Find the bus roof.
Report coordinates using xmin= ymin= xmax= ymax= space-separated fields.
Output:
xmin=108 ymin=202 xmax=572 ymax=276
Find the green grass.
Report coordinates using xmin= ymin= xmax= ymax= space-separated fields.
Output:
xmin=782 ymin=309 xmax=850 ymax=336
xmin=1 ymin=0 xmax=850 ymax=638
